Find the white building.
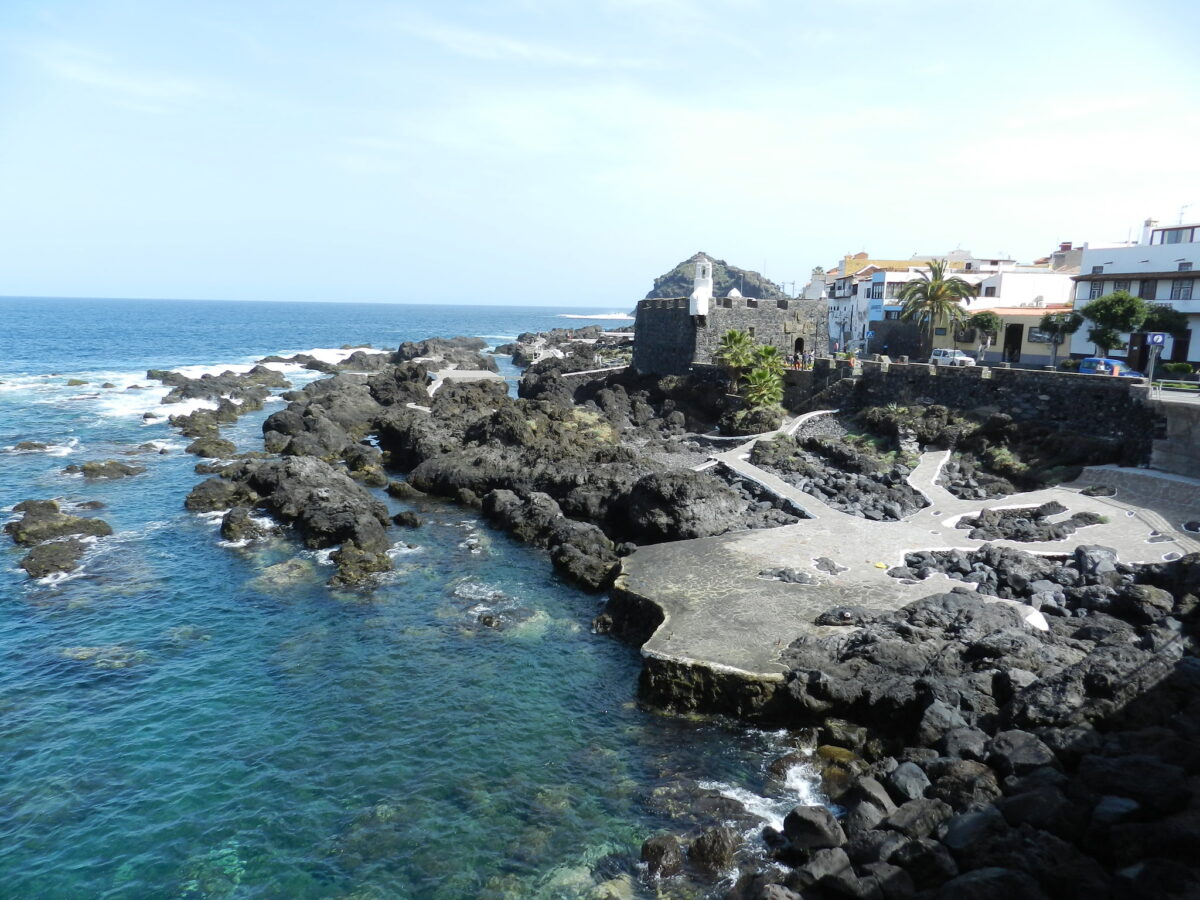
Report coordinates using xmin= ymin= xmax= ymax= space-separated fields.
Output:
xmin=1068 ymin=218 xmax=1199 ymax=366
xmin=814 ymin=248 xmax=1077 ymax=354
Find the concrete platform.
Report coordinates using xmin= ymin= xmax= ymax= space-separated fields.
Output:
xmin=615 ymin=452 xmax=1200 ymax=683
xmin=427 ymin=368 xmax=505 ymax=396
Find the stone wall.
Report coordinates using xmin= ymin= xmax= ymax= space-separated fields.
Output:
xmin=1150 ymin=398 xmax=1200 ymax=479
xmin=631 ymin=299 xmax=695 ymax=376
xmin=791 ymin=359 xmax=1159 ymax=465
xmin=632 ymin=296 xmax=828 ymax=375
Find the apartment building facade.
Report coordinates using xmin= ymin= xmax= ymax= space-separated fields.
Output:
xmin=1068 ymin=218 xmax=1199 ymax=367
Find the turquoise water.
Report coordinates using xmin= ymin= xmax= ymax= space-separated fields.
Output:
xmin=0 ymin=298 xmax=813 ymax=898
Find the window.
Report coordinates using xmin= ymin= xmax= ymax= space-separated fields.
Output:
xmin=1138 ymin=279 xmax=1157 ymax=300
xmin=934 ymin=327 xmax=947 ymax=336
xmin=747 ymin=326 xmax=756 ymax=338
xmin=983 ymin=286 xmax=997 ymax=297
xmin=870 ymin=284 xmax=883 ymax=299
xmin=884 ymin=310 xmax=900 ymax=320
xmin=1158 ymin=227 xmax=1196 ymax=245
xmin=1180 ymin=262 xmax=1194 ymax=272
xmin=1089 ymin=281 xmax=1104 ymax=299
xmin=1114 ymin=279 xmax=1131 ymax=293
xmin=1171 ymin=279 xmax=1194 ymax=301
xmin=1091 ymin=265 xmax=1104 ymax=275
xmin=1028 ymin=328 xmax=1052 ymax=344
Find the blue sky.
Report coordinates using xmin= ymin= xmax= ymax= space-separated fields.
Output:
xmin=0 ymin=0 xmax=1196 ymax=305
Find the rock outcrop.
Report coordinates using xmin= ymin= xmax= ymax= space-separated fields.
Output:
xmin=186 ymin=458 xmax=391 ymax=585
xmin=4 ymin=499 xmax=112 ymax=578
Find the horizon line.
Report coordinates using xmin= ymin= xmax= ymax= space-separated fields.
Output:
xmin=0 ymin=294 xmax=637 ymax=310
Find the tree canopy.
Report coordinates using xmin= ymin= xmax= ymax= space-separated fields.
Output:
xmin=715 ymin=329 xmax=755 ymax=393
xmin=1144 ymin=304 xmax=1188 ymax=335
xmin=1081 ymin=290 xmax=1148 ymax=334
xmin=967 ymin=310 xmax=1003 ymax=336
xmin=743 ymin=366 xmax=783 ymax=409
xmin=1038 ymin=310 xmax=1084 ymax=367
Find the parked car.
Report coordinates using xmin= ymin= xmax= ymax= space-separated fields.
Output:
xmin=929 ymin=349 xmax=976 ymax=367
xmin=1079 ymin=357 xmax=1141 ymax=377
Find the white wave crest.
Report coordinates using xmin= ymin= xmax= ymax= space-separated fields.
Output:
xmin=697 ymin=760 xmax=823 ymax=833
xmin=2 ymin=437 xmax=81 ymax=456
xmin=556 ymin=313 xmax=634 ymax=320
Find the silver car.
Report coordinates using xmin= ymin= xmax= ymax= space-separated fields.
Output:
xmin=929 ymin=349 xmax=976 ymax=367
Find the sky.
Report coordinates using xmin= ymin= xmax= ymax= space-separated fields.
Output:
xmin=0 ymin=0 xmax=1197 ymax=306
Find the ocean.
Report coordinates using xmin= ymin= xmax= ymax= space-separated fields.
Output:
xmin=0 ymin=297 xmax=816 ymax=899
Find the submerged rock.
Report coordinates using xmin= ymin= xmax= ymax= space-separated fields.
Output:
xmin=56 ymin=644 xmax=149 ymax=669
xmin=4 ymin=499 xmax=112 ymax=546
xmin=249 ymin=558 xmax=317 ymax=592
xmin=63 ymin=459 xmax=146 ymax=479
xmin=20 ymin=539 xmax=88 ymax=578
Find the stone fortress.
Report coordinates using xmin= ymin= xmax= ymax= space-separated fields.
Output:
xmin=631 ymin=255 xmax=828 ymax=376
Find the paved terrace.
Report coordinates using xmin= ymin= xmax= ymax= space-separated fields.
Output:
xmin=616 ymin=421 xmax=1200 ymax=683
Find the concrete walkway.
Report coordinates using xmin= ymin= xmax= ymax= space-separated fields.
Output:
xmin=617 ymin=442 xmax=1200 ymax=681
xmin=427 ymin=367 xmax=506 ymax=396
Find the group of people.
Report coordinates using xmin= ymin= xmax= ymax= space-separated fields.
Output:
xmin=788 ymin=350 xmax=816 ymax=369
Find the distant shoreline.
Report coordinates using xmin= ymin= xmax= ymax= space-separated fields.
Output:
xmin=557 ymin=313 xmax=633 ymax=320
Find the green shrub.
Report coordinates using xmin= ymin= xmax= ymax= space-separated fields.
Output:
xmin=1058 ymin=358 xmax=1081 ymax=371
xmin=719 ymin=405 xmax=784 ymax=436
xmin=1162 ymin=362 xmax=1195 ymax=375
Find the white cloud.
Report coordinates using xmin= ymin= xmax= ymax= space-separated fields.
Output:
xmin=28 ymin=42 xmax=215 ymax=113
xmin=400 ymin=19 xmax=657 ymax=69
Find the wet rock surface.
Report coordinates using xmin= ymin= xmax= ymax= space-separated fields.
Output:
xmin=5 ymin=499 xmax=113 ymax=547
xmin=4 ymin=499 xmax=112 ymax=579
xmin=20 ymin=538 xmax=89 ymax=578
xmin=148 ymin=364 xmax=290 ymax=406
xmin=62 ymin=459 xmax=146 ymax=479
xmin=187 ymin=457 xmax=391 ymax=585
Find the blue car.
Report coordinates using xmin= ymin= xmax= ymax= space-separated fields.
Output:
xmin=1079 ymin=357 xmax=1141 ymax=377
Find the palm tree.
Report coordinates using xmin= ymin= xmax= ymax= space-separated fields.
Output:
xmin=752 ymin=344 xmax=785 ymax=377
xmin=898 ymin=260 xmax=978 ymax=358
xmin=743 ymin=366 xmax=784 ymax=409
xmin=715 ymin=329 xmax=755 ymax=394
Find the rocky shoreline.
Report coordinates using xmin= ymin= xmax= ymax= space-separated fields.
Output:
xmin=196 ymin=329 xmax=1200 ymax=897
xmin=11 ymin=325 xmax=1195 ymax=897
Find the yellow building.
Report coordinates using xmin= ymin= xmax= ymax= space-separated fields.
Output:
xmin=932 ymin=304 xmax=1074 ymax=366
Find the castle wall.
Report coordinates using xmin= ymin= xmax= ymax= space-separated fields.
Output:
xmin=632 ymin=296 xmax=828 ymax=375
xmin=631 ymin=299 xmax=696 ymax=375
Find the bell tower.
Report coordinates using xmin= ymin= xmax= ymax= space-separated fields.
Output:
xmin=688 ymin=255 xmax=713 ymax=317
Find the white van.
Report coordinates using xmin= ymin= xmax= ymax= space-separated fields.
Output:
xmin=929 ymin=349 xmax=976 ymax=367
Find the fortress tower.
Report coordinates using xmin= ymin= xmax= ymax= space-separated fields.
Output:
xmin=688 ymin=257 xmax=713 ymax=317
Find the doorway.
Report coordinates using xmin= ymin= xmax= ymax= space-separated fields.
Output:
xmin=1003 ymin=323 xmax=1023 ymax=363
xmin=794 ymin=337 xmax=805 ymax=355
